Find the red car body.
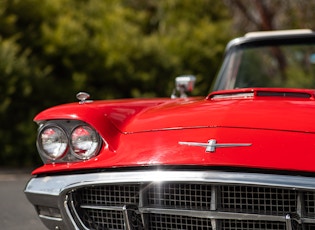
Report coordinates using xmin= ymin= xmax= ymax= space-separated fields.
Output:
xmin=25 ymin=30 xmax=315 ymax=230
xmin=32 ymin=87 xmax=315 ymax=174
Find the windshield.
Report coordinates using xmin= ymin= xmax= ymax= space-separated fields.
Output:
xmin=213 ymin=42 xmax=315 ymax=91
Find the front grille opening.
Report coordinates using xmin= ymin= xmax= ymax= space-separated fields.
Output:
xmin=81 ymin=209 xmax=124 ymax=230
xmin=304 ymin=224 xmax=315 ymax=230
xmin=218 ymin=185 xmax=297 ymax=215
xmin=304 ymin=191 xmax=315 ymax=218
xmin=79 ymin=184 xmax=140 ymax=206
xmin=147 ymin=183 xmax=212 ymax=210
xmin=149 ymin=214 xmax=213 ymax=230
xmin=221 ymin=219 xmax=286 ymax=230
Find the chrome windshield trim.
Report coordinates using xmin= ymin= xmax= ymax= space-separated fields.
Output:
xmin=25 ymin=170 xmax=315 ymax=197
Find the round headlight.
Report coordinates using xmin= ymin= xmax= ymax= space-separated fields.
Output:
xmin=70 ymin=125 xmax=101 ymax=159
xmin=38 ymin=126 xmax=68 ymax=160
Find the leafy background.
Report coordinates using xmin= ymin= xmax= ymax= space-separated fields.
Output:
xmin=1 ymin=0 xmax=314 ymax=167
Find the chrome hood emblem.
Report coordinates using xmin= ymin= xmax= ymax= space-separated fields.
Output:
xmin=76 ymin=92 xmax=91 ymax=104
xmin=179 ymin=139 xmax=252 ymax=153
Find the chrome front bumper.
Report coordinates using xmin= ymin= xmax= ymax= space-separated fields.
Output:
xmin=25 ymin=170 xmax=315 ymax=230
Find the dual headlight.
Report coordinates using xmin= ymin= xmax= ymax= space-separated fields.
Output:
xmin=37 ymin=120 xmax=102 ymax=163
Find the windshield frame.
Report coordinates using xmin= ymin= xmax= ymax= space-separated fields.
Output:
xmin=211 ymin=33 xmax=315 ymax=92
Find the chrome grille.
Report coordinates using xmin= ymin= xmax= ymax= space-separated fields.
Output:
xmin=81 ymin=209 xmax=125 ymax=229
xmin=79 ymin=184 xmax=140 ymax=206
xmin=149 ymin=214 xmax=213 ymax=230
xmin=67 ymin=175 xmax=315 ymax=230
xmin=304 ymin=191 xmax=315 ymax=218
xmin=219 ymin=185 xmax=297 ymax=215
xmin=221 ymin=220 xmax=286 ymax=230
xmin=147 ymin=183 xmax=212 ymax=210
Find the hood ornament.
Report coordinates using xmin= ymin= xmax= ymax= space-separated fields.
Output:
xmin=76 ymin=92 xmax=91 ymax=104
xmin=179 ymin=139 xmax=252 ymax=153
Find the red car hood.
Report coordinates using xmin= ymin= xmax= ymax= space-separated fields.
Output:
xmin=109 ymin=88 xmax=315 ymax=134
xmin=35 ymin=88 xmax=315 ymax=134
xmin=33 ymin=88 xmax=315 ymax=174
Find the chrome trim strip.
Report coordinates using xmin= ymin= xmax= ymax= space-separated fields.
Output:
xmin=122 ymin=205 xmax=131 ymax=230
xmin=178 ymin=139 xmax=252 ymax=152
xmin=303 ymin=217 xmax=315 ymax=224
xmin=78 ymin=205 xmax=294 ymax=223
xmin=141 ymin=208 xmax=287 ymax=222
xmin=76 ymin=205 xmax=315 ymax=224
xmin=296 ymin=192 xmax=302 ymax=224
xmin=25 ymin=170 xmax=315 ymax=197
xmin=81 ymin=205 xmax=129 ymax=211
xmin=210 ymin=186 xmax=217 ymax=211
xmin=65 ymin=194 xmax=86 ymax=230
xmin=285 ymin=214 xmax=292 ymax=230
xmin=38 ymin=215 xmax=63 ymax=222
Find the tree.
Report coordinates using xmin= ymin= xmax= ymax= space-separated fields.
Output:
xmin=0 ymin=37 xmax=49 ymax=166
xmin=0 ymin=0 xmax=232 ymax=167
xmin=225 ymin=0 xmax=315 ymax=34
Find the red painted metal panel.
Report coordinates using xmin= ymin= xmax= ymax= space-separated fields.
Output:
xmin=32 ymin=88 xmax=315 ymax=175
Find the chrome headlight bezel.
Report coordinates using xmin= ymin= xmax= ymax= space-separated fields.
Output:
xmin=37 ymin=120 xmax=103 ymax=164
xmin=37 ymin=125 xmax=69 ymax=161
xmin=70 ymin=125 xmax=102 ymax=160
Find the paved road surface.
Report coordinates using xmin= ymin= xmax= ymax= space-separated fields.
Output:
xmin=0 ymin=169 xmax=44 ymax=230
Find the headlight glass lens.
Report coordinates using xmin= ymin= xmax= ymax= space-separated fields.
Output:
xmin=70 ymin=125 xmax=100 ymax=159
xmin=39 ymin=126 xmax=68 ymax=160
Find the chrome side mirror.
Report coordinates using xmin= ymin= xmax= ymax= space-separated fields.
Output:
xmin=171 ymin=75 xmax=196 ymax=98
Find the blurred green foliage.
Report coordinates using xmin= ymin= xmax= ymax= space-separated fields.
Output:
xmin=0 ymin=0 xmax=231 ymax=167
